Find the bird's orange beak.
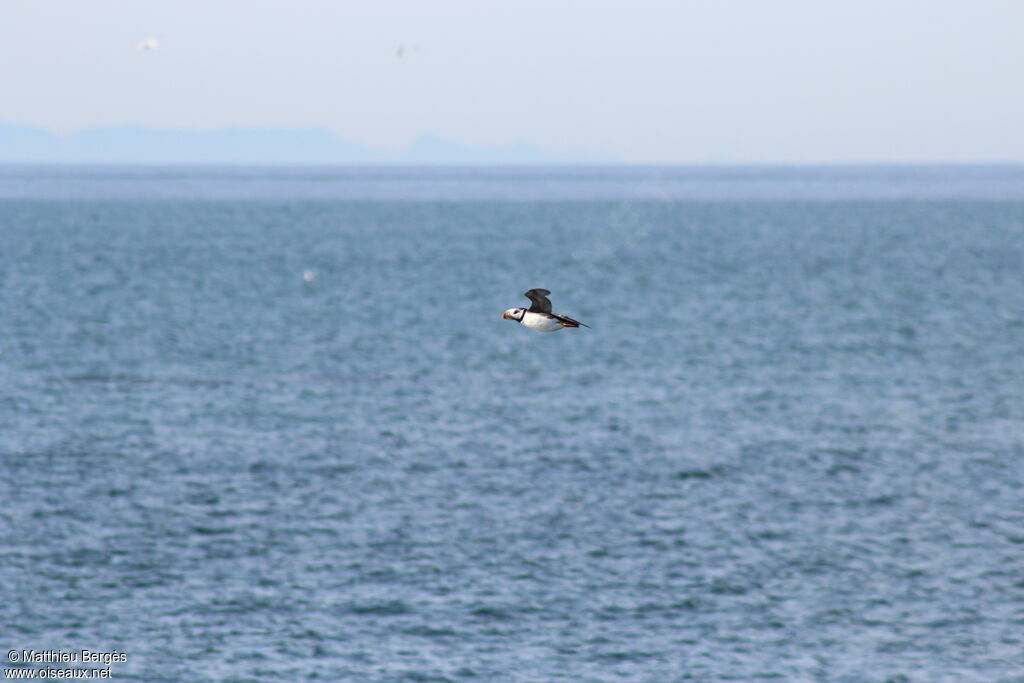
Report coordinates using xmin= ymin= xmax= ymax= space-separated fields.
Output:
xmin=502 ymin=311 xmax=510 ymax=320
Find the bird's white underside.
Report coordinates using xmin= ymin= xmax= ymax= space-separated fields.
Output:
xmin=519 ymin=311 xmax=565 ymax=332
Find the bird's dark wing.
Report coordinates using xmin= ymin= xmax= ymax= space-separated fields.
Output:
xmin=549 ymin=312 xmax=591 ymax=329
xmin=524 ymin=288 xmax=552 ymax=313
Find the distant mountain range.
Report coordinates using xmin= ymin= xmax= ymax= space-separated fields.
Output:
xmin=0 ymin=123 xmax=604 ymax=165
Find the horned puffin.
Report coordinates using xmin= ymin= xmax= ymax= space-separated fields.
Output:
xmin=502 ymin=289 xmax=590 ymax=332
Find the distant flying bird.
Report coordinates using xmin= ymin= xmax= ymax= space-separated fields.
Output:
xmin=503 ymin=289 xmax=589 ymax=332
xmin=395 ymin=42 xmax=422 ymax=59
xmin=136 ymin=37 xmax=159 ymax=51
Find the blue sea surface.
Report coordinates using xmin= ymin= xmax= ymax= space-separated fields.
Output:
xmin=2 ymin=166 xmax=1024 ymax=681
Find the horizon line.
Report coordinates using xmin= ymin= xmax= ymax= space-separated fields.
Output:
xmin=2 ymin=160 xmax=1024 ymax=168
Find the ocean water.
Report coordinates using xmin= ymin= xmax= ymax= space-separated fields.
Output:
xmin=2 ymin=165 xmax=1024 ymax=682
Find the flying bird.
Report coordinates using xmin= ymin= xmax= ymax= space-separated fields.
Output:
xmin=135 ymin=37 xmax=159 ymax=51
xmin=395 ymin=42 xmax=422 ymax=58
xmin=503 ymin=289 xmax=589 ymax=332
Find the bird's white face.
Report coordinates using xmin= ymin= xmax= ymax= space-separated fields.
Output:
xmin=502 ymin=308 xmax=524 ymax=321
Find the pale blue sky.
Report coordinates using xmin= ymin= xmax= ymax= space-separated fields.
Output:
xmin=2 ymin=0 xmax=1022 ymax=163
